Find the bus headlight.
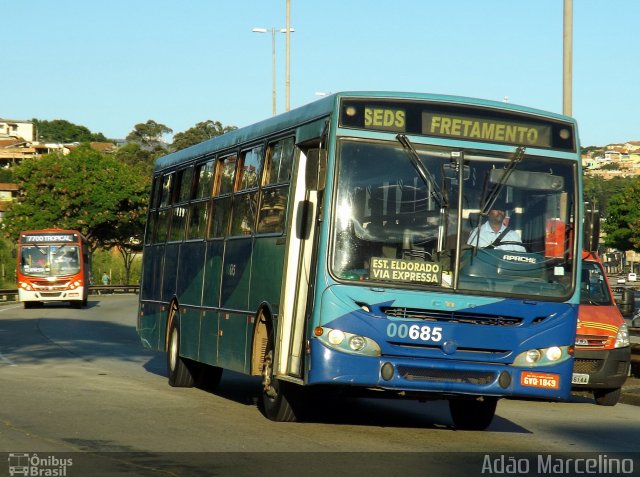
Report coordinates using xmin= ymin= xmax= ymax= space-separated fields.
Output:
xmin=68 ymin=280 xmax=81 ymax=290
xmin=545 ymin=346 xmax=563 ymax=361
xmin=615 ymin=324 xmax=630 ymax=348
xmin=514 ymin=345 xmax=571 ymax=367
xmin=349 ymin=335 xmax=366 ymax=351
xmin=328 ymin=329 xmax=345 ymax=345
xmin=525 ymin=349 xmax=542 ymax=364
xmin=315 ymin=326 xmax=381 ymax=357
xmin=19 ymin=282 xmax=33 ymax=291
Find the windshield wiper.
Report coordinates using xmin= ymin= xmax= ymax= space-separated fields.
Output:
xmin=396 ymin=134 xmax=447 ymax=208
xmin=480 ymin=146 xmax=525 ymax=214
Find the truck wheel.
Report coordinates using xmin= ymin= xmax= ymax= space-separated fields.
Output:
xmin=593 ymin=388 xmax=621 ymax=406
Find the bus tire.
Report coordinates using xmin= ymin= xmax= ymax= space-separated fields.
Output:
xmin=593 ymin=387 xmax=621 ymax=406
xmin=259 ymin=333 xmax=298 ymax=422
xmin=449 ymin=396 xmax=497 ymax=430
xmin=167 ymin=317 xmax=196 ymax=388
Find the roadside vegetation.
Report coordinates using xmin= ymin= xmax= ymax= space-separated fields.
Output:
xmin=1 ymin=118 xmax=236 ymax=286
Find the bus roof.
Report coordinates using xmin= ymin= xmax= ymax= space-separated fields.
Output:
xmin=153 ymin=91 xmax=577 ymax=174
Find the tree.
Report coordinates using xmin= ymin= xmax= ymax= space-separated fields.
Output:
xmin=3 ymin=145 xmax=149 ymax=283
xmin=583 ymin=175 xmax=633 ymax=218
xmin=33 ymin=119 xmax=107 ymax=143
xmin=114 ymin=142 xmax=161 ymax=177
xmin=126 ymin=120 xmax=172 ymax=151
xmin=171 ymin=120 xmax=237 ymax=151
xmin=602 ymin=181 xmax=640 ymax=253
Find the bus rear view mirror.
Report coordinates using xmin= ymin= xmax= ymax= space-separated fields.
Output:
xmin=489 ymin=169 xmax=564 ymax=191
xmin=306 ymin=149 xmax=327 ymax=191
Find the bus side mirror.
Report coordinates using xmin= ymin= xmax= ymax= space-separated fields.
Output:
xmin=11 ymin=249 xmax=16 ymax=259
xmin=305 ymin=149 xmax=327 ymax=192
xmin=583 ymin=204 xmax=600 ymax=253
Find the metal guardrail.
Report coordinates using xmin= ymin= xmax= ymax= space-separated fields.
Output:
xmin=0 ymin=285 xmax=140 ymax=302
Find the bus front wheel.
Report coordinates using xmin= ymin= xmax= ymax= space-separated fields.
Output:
xmin=167 ymin=317 xmax=196 ymax=388
xmin=449 ymin=396 xmax=497 ymax=430
xmin=260 ymin=336 xmax=298 ymax=422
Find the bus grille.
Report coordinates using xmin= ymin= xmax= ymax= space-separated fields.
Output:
xmin=382 ymin=307 xmax=522 ymax=326
xmin=397 ymin=366 xmax=497 ymax=385
xmin=573 ymin=358 xmax=603 ymax=374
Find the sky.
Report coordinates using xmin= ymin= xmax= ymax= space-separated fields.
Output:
xmin=2 ymin=0 xmax=638 ymax=147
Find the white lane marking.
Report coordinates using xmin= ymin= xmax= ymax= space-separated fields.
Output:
xmin=0 ymin=304 xmax=22 ymax=312
xmin=0 ymin=304 xmax=21 ymax=365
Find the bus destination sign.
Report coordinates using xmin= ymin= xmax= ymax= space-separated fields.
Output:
xmin=20 ymin=233 xmax=76 ymax=244
xmin=340 ymin=98 xmax=575 ymax=151
xmin=422 ymin=113 xmax=551 ymax=147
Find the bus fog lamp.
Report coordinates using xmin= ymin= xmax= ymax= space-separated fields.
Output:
xmin=349 ymin=335 xmax=366 ymax=351
xmin=525 ymin=349 xmax=542 ymax=364
xmin=381 ymin=362 xmax=394 ymax=381
xmin=545 ymin=346 xmax=562 ymax=361
xmin=498 ymin=371 xmax=512 ymax=389
xmin=328 ymin=329 xmax=345 ymax=345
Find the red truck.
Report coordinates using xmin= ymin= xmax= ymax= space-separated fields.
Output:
xmin=573 ymin=251 xmax=631 ymax=405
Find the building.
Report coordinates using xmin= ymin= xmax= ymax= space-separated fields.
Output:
xmin=0 ymin=118 xmax=34 ymax=142
xmin=0 ymin=182 xmax=18 ymax=222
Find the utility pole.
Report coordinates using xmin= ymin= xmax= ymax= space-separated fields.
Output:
xmin=563 ymin=0 xmax=573 ymax=116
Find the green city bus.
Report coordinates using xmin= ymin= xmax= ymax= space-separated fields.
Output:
xmin=138 ymin=91 xmax=583 ymax=430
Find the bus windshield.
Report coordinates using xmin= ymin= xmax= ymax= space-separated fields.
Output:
xmin=20 ymin=244 xmax=81 ymax=278
xmin=331 ymin=138 xmax=576 ymax=298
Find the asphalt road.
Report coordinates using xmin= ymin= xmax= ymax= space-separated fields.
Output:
xmin=1 ymin=296 xmax=639 ymax=477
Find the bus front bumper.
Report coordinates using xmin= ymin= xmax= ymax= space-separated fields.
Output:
xmin=307 ymin=339 xmax=573 ymax=401
xmin=18 ymin=287 xmax=85 ymax=303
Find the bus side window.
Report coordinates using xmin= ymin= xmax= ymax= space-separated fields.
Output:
xmin=145 ymin=176 xmax=162 ymax=244
xmin=209 ymin=155 xmax=237 ymax=238
xmin=188 ymin=159 xmax=215 ymax=240
xmin=168 ymin=167 xmax=193 ymax=242
xmin=156 ymin=172 xmax=175 ymax=243
xmin=257 ymin=137 xmax=294 ymax=234
xmin=230 ymin=146 xmax=264 ymax=236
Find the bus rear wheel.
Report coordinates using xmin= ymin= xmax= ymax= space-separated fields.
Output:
xmin=167 ymin=317 xmax=196 ymax=388
xmin=449 ymin=396 xmax=497 ymax=430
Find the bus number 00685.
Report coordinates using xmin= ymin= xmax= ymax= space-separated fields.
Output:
xmin=386 ymin=323 xmax=443 ymax=342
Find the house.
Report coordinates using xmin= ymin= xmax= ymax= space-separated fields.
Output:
xmin=0 ymin=118 xmax=34 ymax=142
xmin=0 ymin=182 xmax=18 ymax=222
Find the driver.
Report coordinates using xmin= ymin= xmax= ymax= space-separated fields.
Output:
xmin=467 ymin=199 xmax=526 ymax=252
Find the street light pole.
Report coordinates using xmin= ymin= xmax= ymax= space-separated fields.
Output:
xmin=252 ymin=27 xmax=277 ymax=116
xmin=252 ymin=26 xmax=295 ymax=116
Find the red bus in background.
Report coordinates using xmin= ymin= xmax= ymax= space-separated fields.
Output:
xmin=17 ymin=229 xmax=90 ymax=309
